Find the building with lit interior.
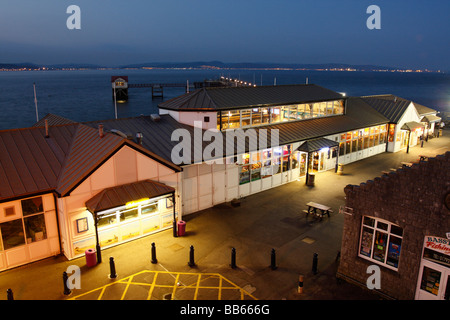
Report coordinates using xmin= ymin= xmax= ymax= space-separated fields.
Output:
xmin=0 ymin=84 xmax=441 ymax=271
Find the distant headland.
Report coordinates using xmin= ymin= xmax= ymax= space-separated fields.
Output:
xmin=0 ymin=61 xmax=444 ymax=73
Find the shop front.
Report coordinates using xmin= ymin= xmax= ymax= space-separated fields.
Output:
xmin=85 ymin=180 xmax=177 ymax=260
xmin=415 ymin=236 xmax=450 ymax=300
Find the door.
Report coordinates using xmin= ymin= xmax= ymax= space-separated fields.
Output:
xmin=213 ymin=170 xmax=226 ymax=205
xmin=416 ymin=260 xmax=450 ymax=300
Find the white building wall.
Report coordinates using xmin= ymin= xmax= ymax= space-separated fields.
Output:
xmin=59 ymin=145 xmax=181 ymax=260
xmin=0 ymin=194 xmax=60 ymax=271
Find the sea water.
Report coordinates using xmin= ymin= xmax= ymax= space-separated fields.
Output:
xmin=0 ymin=69 xmax=448 ymax=130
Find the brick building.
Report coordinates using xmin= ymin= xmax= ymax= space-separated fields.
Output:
xmin=337 ymin=151 xmax=450 ymax=300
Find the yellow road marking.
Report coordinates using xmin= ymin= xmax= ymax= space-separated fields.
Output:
xmin=69 ymin=270 xmax=257 ymax=300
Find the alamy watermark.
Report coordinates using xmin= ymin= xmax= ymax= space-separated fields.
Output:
xmin=170 ymin=121 xmax=280 ymax=167
xmin=66 ymin=5 xmax=81 ymax=30
xmin=367 ymin=5 xmax=381 ymax=30
xmin=366 ymin=265 xmax=381 ymax=290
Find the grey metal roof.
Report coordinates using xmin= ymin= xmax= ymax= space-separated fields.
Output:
xmin=158 ymin=84 xmax=344 ymax=111
xmin=421 ymin=115 xmax=441 ymax=123
xmin=413 ymin=102 xmax=437 ymax=116
xmin=401 ymin=121 xmax=425 ymax=131
xmin=362 ymin=95 xmax=412 ymax=123
xmin=297 ymin=138 xmax=339 ymax=153
xmin=87 ymin=97 xmax=388 ymax=164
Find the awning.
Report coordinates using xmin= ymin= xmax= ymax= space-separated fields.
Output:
xmin=401 ymin=121 xmax=425 ymax=131
xmin=421 ymin=115 xmax=441 ymax=123
xmin=86 ymin=180 xmax=175 ymax=214
xmin=296 ymin=137 xmax=339 ymax=153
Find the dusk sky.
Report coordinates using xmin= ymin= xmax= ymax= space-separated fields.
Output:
xmin=1 ymin=0 xmax=449 ymax=70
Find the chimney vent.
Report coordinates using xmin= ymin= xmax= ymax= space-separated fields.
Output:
xmin=99 ymin=124 xmax=104 ymax=138
xmin=136 ymin=132 xmax=143 ymax=144
xmin=45 ymin=119 xmax=49 ymax=138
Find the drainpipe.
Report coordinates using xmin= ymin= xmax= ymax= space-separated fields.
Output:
xmin=52 ymin=192 xmax=63 ymax=255
xmin=93 ymin=212 xmax=102 ymax=263
xmin=172 ymin=192 xmax=177 ymax=238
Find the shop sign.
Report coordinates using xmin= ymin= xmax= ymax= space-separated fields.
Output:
xmin=424 ymin=236 xmax=450 ymax=255
xmin=125 ymin=198 xmax=150 ymax=209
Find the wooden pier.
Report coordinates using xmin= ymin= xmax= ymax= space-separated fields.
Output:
xmin=112 ymin=76 xmax=255 ymax=101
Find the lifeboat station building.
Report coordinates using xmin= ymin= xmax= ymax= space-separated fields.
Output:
xmin=0 ymin=84 xmax=441 ymax=271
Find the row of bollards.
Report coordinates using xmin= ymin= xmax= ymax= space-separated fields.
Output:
xmin=55 ymin=242 xmax=320 ymax=298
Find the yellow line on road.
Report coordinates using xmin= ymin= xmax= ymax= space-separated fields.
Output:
xmin=69 ymin=270 xmax=257 ymax=300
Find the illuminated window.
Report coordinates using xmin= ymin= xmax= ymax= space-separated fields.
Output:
xmin=359 ymin=216 xmax=403 ymax=270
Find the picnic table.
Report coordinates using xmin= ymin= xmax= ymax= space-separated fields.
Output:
xmin=303 ymin=202 xmax=333 ymax=220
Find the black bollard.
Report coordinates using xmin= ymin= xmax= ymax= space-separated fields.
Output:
xmin=230 ymin=247 xmax=237 ymax=269
xmin=109 ymin=257 xmax=117 ymax=279
xmin=6 ymin=288 xmax=14 ymax=300
xmin=270 ymin=248 xmax=277 ymax=270
xmin=173 ymin=220 xmax=178 ymax=238
xmin=63 ymin=271 xmax=71 ymax=296
xmin=312 ymin=253 xmax=318 ymax=274
xmin=151 ymin=242 xmax=158 ymax=264
xmin=188 ymin=245 xmax=196 ymax=267
xmin=96 ymin=243 xmax=102 ymax=264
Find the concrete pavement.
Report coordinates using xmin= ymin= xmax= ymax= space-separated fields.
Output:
xmin=0 ymin=130 xmax=448 ymax=301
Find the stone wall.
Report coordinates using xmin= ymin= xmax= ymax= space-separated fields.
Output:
xmin=337 ymin=151 xmax=450 ymax=300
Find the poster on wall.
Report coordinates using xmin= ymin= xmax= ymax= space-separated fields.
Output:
xmin=360 ymin=227 xmax=373 ymax=257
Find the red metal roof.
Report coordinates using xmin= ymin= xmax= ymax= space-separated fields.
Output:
xmin=85 ymin=179 xmax=174 ymax=214
xmin=0 ymin=122 xmax=180 ymax=202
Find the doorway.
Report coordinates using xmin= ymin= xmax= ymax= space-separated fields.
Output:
xmin=416 ymin=259 xmax=450 ymax=300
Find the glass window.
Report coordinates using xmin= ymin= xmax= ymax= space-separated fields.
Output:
xmin=359 ymin=216 xmax=403 ymax=270
xmin=0 ymin=219 xmax=25 ymax=250
xmin=24 ymin=214 xmax=47 ymax=243
xmin=240 ymin=109 xmax=251 ymax=127
xmin=251 ymin=108 xmax=262 ymax=126
xmin=273 ymin=157 xmax=281 ymax=174
xmin=261 ymin=108 xmax=270 ymax=124
xmin=142 ymin=203 xmax=158 ymax=215
xmin=21 ymin=197 xmax=43 ymax=216
xmin=352 ymin=139 xmax=358 ymax=152
xmin=345 ymin=141 xmax=351 ymax=154
xmin=120 ymin=208 xmax=138 ymax=222
xmin=251 ymin=163 xmax=261 ymax=181
xmin=358 ymin=137 xmax=364 ymax=150
xmin=271 ymin=107 xmax=281 ymax=123
xmin=239 ymin=165 xmax=250 ymax=184
xmin=420 ymin=267 xmax=441 ymax=296
xmin=369 ymin=135 xmax=374 ymax=147
xmin=373 ymin=230 xmax=388 ymax=262
xmin=339 ymin=142 xmax=345 ymax=156
xmin=333 ymin=100 xmax=344 ymax=114
xmin=261 ymin=160 xmax=272 ymax=178
xmin=319 ymin=102 xmax=327 ymax=116
xmin=225 ymin=110 xmax=240 ymax=129
xmin=380 ymin=132 xmax=386 ymax=144
xmin=312 ymin=103 xmax=320 ymax=117
xmin=374 ymin=134 xmax=380 ymax=146
xmin=97 ymin=212 xmax=117 ymax=228
xmin=326 ymin=101 xmax=334 ymax=115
